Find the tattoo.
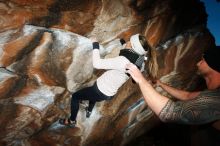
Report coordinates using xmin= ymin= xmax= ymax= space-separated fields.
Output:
xmin=159 ymin=88 xmax=220 ymax=124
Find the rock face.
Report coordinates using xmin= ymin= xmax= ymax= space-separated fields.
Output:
xmin=0 ymin=0 xmax=215 ymax=146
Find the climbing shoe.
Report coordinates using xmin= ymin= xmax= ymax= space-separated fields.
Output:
xmin=85 ymin=107 xmax=92 ymax=118
xmin=59 ymin=118 xmax=76 ymax=128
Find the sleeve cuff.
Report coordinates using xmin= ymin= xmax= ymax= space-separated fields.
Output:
xmin=120 ymin=38 xmax=126 ymax=45
xmin=92 ymin=42 xmax=99 ymax=49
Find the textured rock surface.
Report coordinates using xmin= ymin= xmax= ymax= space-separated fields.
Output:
xmin=0 ymin=0 xmax=215 ymax=146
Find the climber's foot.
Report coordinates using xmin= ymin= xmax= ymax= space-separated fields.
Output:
xmin=59 ymin=118 xmax=76 ymax=128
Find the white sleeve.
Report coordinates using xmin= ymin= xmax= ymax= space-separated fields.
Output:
xmin=93 ymin=49 xmax=129 ymax=70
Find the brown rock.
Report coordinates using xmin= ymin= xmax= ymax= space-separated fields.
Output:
xmin=0 ymin=0 xmax=215 ymax=145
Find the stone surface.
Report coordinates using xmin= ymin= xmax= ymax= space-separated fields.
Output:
xmin=0 ymin=0 xmax=215 ymax=146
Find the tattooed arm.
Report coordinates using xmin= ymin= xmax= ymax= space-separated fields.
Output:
xmin=159 ymin=90 xmax=220 ymax=124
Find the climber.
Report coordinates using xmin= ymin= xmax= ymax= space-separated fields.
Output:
xmin=59 ymin=34 xmax=152 ymax=128
xmin=125 ymin=46 xmax=220 ymax=145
